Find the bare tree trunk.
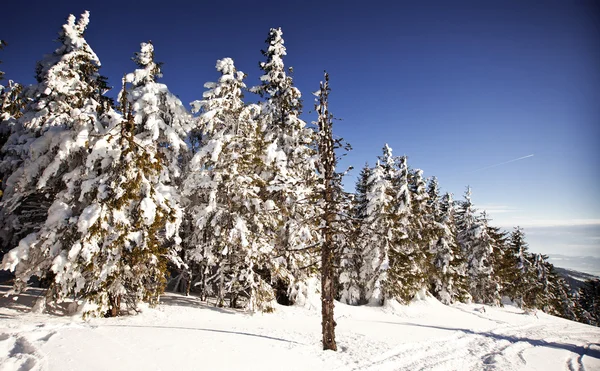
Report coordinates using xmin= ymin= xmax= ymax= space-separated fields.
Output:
xmin=217 ymin=267 xmax=225 ymax=307
xmin=107 ymin=294 xmax=121 ymax=317
xmin=321 ymin=210 xmax=337 ymax=350
xmin=317 ymin=72 xmax=337 ymax=351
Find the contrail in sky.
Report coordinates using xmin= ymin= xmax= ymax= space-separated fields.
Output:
xmin=472 ymin=154 xmax=534 ymax=172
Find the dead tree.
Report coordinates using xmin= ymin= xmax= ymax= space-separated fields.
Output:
xmin=316 ymin=72 xmax=337 ymax=351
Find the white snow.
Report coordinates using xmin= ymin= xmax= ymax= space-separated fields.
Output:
xmin=0 ymin=285 xmax=598 ymax=371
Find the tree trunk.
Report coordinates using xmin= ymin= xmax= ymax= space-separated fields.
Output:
xmin=217 ymin=268 xmax=225 ymax=307
xmin=321 ymin=213 xmax=337 ymax=351
xmin=107 ymin=294 xmax=121 ymax=317
xmin=317 ymin=72 xmax=337 ymax=351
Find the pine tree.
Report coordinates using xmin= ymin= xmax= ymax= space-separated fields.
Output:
xmin=387 ymin=167 xmax=430 ymax=303
xmin=526 ymin=253 xmax=554 ymax=311
xmin=546 ymin=267 xmax=579 ymax=321
xmin=428 ymin=187 xmax=469 ymax=304
xmin=252 ymin=28 xmax=319 ymax=303
xmin=0 ymin=38 xmax=24 ymax=203
xmin=123 ymin=41 xmax=192 ymax=181
xmin=360 ymin=149 xmax=398 ymax=304
xmin=184 ymin=58 xmax=275 ymax=310
xmin=339 ymin=163 xmax=370 ymax=305
xmin=0 ymin=12 xmax=113 ymax=254
xmin=1 ymin=11 xmax=113 ymax=292
xmin=2 ymin=39 xmax=188 ymax=317
xmin=500 ymin=227 xmax=532 ymax=307
xmin=577 ymin=279 xmax=600 ymax=326
xmin=456 ymin=188 xmax=501 ymax=304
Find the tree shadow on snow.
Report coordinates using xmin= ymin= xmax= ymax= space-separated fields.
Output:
xmin=378 ymin=321 xmax=600 ymax=360
xmin=159 ymin=293 xmax=242 ymax=315
xmin=102 ymin=323 xmax=304 ymax=345
xmin=0 ymin=284 xmax=76 ymax=316
xmin=0 ymin=285 xmax=44 ymax=313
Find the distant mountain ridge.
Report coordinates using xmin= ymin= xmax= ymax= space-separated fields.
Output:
xmin=547 ymin=254 xmax=600 ymax=277
xmin=554 ymin=266 xmax=599 ymax=293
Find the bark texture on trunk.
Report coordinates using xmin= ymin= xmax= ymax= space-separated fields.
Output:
xmin=317 ymin=72 xmax=337 ymax=351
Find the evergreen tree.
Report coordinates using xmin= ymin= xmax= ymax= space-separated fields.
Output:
xmin=526 ymin=253 xmax=554 ymax=311
xmin=428 ymin=189 xmax=469 ymax=304
xmin=360 ymin=146 xmax=405 ymax=304
xmin=546 ymin=267 xmax=579 ymax=321
xmin=577 ymin=279 xmax=600 ymax=326
xmin=184 ymin=58 xmax=275 ymax=311
xmin=0 ymin=38 xmax=24 ymax=202
xmin=252 ymin=28 xmax=319 ymax=303
xmin=386 ymin=167 xmax=430 ymax=303
xmin=2 ymin=40 xmax=188 ymax=317
xmin=0 ymin=11 xmax=112 ymax=289
xmin=500 ymin=227 xmax=532 ymax=307
xmin=456 ymin=189 xmax=500 ymax=304
xmin=0 ymin=12 xmax=112 ymax=256
xmin=339 ymin=164 xmax=370 ymax=305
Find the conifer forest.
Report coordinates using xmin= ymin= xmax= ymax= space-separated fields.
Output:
xmin=0 ymin=11 xmax=598 ymax=341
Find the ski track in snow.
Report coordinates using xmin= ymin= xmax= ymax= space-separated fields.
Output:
xmin=0 ymin=288 xmax=599 ymax=371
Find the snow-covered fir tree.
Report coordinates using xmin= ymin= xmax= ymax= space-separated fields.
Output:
xmin=386 ymin=166 xmax=430 ymax=304
xmin=359 ymin=145 xmax=411 ymax=304
xmin=428 ymin=186 xmax=469 ymax=304
xmin=546 ymin=268 xmax=579 ymax=321
xmin=360 ymin=161 xmax=393 ymax=304
xmin=0 ymin=79 xmax=24 ymax=205
xmin=2 ymin=39 xmax=189 ymax=317
xmin=0 ymin=11 xmax=114 ymax=293
xmin=456 ymin=189 xmax=501 ymax=304
xmin=339 ymin=163 xmax=371 ymax=305
xmin=501 ymin=227 xmax=533 ymax=307
xmin=0 ymin=12 xmax=113 ymax=254
xmin=525 ymin=253 xmax=554 ymax=311
xmin=252 ymin=28 xmax=319 ymax=303
xmin=185 ymin=58 xmax=276 ymax=311
xmin=577 ymin=279 xmax=600 ymax=326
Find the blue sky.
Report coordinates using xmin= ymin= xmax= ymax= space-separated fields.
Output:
xmin=1 ymin=1 xmax=599 ymax=264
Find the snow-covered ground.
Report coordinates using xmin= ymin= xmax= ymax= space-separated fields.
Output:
xmin=1 ymin=285 xmax=598 ymax=371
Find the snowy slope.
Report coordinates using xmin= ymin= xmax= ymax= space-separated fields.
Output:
xmin=0 ymin=285 xmax=598 ymax=371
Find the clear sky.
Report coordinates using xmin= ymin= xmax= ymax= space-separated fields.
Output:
xmin=1 ymin=1 xmax=599 ymax=263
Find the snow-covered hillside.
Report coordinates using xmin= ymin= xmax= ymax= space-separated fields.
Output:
xmin=1 ymin=286 xmax=598 ymax=371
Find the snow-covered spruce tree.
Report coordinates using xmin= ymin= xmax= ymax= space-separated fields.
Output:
xmin=500 ymin=227 xmax=532 ymax=307
xmin=0 ymin=11 xmax=114 ymax=286
xmin=338 ymin=163 xmax=371 ymax=305
xmin=0 ymin=85 xmax=25 ymax=257
xmin=185 ymin=58 xmax=276 ymax=311
xmin=0 ymin=80 xmax=23 ymax=152
xmin=125 ymin=42 xmax=192 ymax=181
xmin=428 ymin=185 xmax=469 ymax=304
xmin=545 ymin=267 xmax=579 ymax=321
xmin=577 ymin=279 xmax=600 ymax=326
xmin=524 ymin=252 xmax=555 ymax=311
xmin=2 ymin=40 xmax=187 ymax=317
xmin=0 ymin=39 xmax=24 ymax=202
xmin=386 ymin=167 xmax=431 ymax=304
xmin=456 ymin=189 xmax=501 ymax=305
xmin=252 ymin=28 xmax=319 ymax=303
xmin=360 ymin=157 xmax=395 ymax=304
